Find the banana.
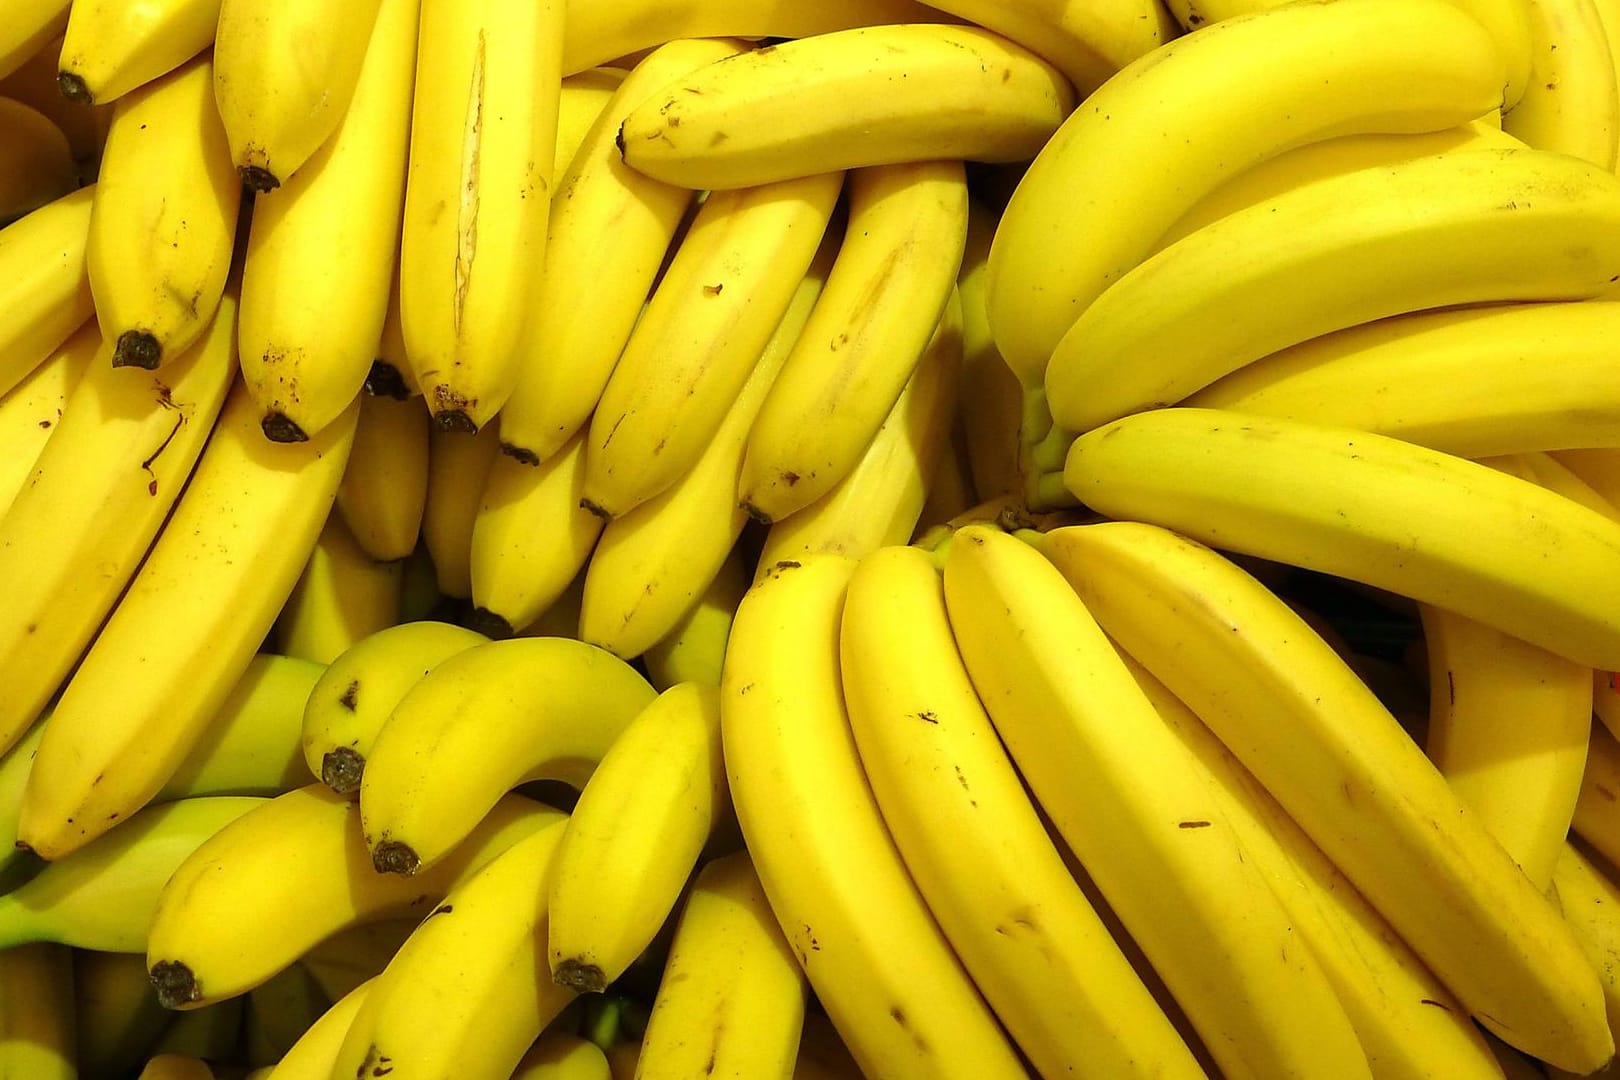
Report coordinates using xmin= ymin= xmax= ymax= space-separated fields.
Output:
xmin=0 ymin=796 xmax=264 ymax=951
xmin=1186 ymin=301 xmax=1620 ymax=458
xmin=300 ymin=620 xmax=488 ymax=795
xmin=0 ymin=0 xmax=68 ymax=83
xmin=136 ymin=1053 xmax=216 ymax=1080
xmin=258 ymin=977 xmax=373 ymax=1080
xmin=1065 ymin=407 xmax=1620 ymax=671
xmin=941 ymin=524 xmax=1369 ymax=1080
xmin=237 ymin=0 xmax=416 ymax=443
xmin=364 ymin=268 xmax=417 ymax=400
xmin=839 ymin=542 xmax=1207 ymax=1079
xmin=984 ymin=0 xmax=1510 ymax=384
xmin=0 ymin=943 xmax=74 ymax=1080
xmin=576 ymin=225 xmax=833 ymax=660
xmin=1596 ymin=0 xmax=1620 ymax=169
xmin=0 ymin=96 xmax=75 ymax=223
xmin=1574 ymin=723 xmax=1620 ymax=871
xmin=617 ymin=26 xmax=1073 ymax=190
xmin=145 ymin=785 xmax=565 ymax=1009
xmin=16 ymin=378 xmax=358 ymax=861
xmin=398 ymin=0 xmax=563 ymax=433
xmin=328 ymin=818 xmax=577 ymax=1080
xmin=0 ymin=184 xmax=94 ymax=397
xmin=635 ymin=850 xmax=806 ymax=1080
xmin=719 ymin=553 xmax=1030 ymax=1079
xmin=553 ymin=67 xmax=626 ymax=179
xmin=74 ymin=949 xmax=176 ymax=1078
xmin=737 ymin=162 xmax=966 ymax=523
xmin=514 ymin=1031 xmax=612 ymax=1080
xmin=641 ymin=543 xmax=751 ymax=690
xmin=468 ymin=428 xmax=603 ymax=638
xmin=359 ymin=636 xmax=657 ymax=876
xmin=1039 ymin=519 xmax=1613 ymax=1070
xmin=0 ymin=719 xmax=45 ymax=892
xmin=272 ymin=512 xmax=405 ymax=665
xmin=579 ymin=170 xmax=844 ymax=520
xmin=0 ymin=316 xmax=96 ymax=512
xmin=548 ymin=682 xmax=728 ymax=994
xmin=243 ymin=962 xmax=330 ymax=1066
xmin=335 ymin=390 xmax=431 ymax=562
xmin=496 ymin=37 xmax=746 ymax=466
xmin=753 ymin=289 xmax=962 ymax=571
xmin=1502 ymin=0 xmax=1618 ymax=167
xmin=422 ymin=415 xmax=503 ymax=598
xmin=1164 ymin=0 xmax=1278 ymax=27
xmin=0 ymin=289 xmax=236 ymax=760
xmin=57 ymin=0 xmax=218 ymax=105
xmin=1553 ymin=840 xmax=1620 ymax=1042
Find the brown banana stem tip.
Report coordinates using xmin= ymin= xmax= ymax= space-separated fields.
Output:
xmin=432 ymin=410 xmax=477 ymax=435
xmin=56 ymin=72 xmax=92 ymax=105
xmin=239 ymin=165 xmax=279 ymax=193
xmin=321 ymin=747 xmax=366 ymax=795
xmin=363 ymin=360 xmax=410 ymax=400
xmin=260 ymin=412 xmax=308 ymax=443
xmin=465 ymin=607 xmax=515 ymax=641
xmin=112 ymin=330 xmax=161 ymax=370
xmin=371 ymin=839 xmax=420 ymax=876
xmin=553 ymin=958 xmax=608 ymax=994
xmin=149 ymin=960 xmax=201 ymax=1009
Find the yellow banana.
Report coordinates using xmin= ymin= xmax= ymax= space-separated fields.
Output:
xmin=0 ymin=317 xmax=96 ymax=512
xmin=1503 ymin=0 xmax=1619 ymax=167
xmin=0 ymin=0 xmax=68 ymax=83
xmin=272 ymin=512 xmax=405 ymax=665
xmin=1553 ymin=840 xmax=1620 ymax=1043
xmin=335 ymin=390 xmax=431 ymax=562
xmin=553 ymin=67 xmax=626 ymax=179
xmin=421 ymin=416 xmax=503 ymax=598
xmin=259 ymin=977 xmax=373 ymax=1080
xmin=1595 ymin=0 xmax=1620 ymax=169
xmin=0 ymin=96 xmax=75 ymax=223
xmin=640 ymin=543 xmax=751 ymax=690
xmin=57 ymin=0 xmax=219 ymax=105
xmin=514 ymin=1031 xmax=612 ymax=1080
xmin=73 ymin=950 xmax=176 ymax=1079
xmin=0 ymin=943 xmax=74 ymax=1080
xmin=0 ymin=184 xmax=94 ymax=397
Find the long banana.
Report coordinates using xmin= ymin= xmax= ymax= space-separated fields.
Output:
xmin=0 ymin=316 xmax=97 ymax=511
xmin=16 ymin=377 xmax=358 ymax=860
xmin=57 ymin=0 xmax=219 ymax=105
xmin=421 ymin=416 xmax=503 ymax=598
xmin=0 ymin=289 xmax=236 ymax=760
xmin=145 ymin=785 xmax=564 ymax=1009
xmin=840 ymin=542 xmax=1207 ymax=1079
xmin=272 ymin=512 xmax=405 ymax=665
xmin=0 ymin=96 xmax=76 ymax=222
xmin=335 ymin=391 xmax=430 ymax=562
xmin=720 ymin=552 xmax=1033 ymax=1079
xmin=985 ymin=0 xmax=1510 ymax=383
xmin=0 ymin=184 xmax=94 ymax=397
xmin=1503 ymin=0 xmax=1619 ymax=167
xmin=617 ymin=26 xmax=1073 ymax=190
xmin=640 ymin=543 xmax=751 ymax=690
xmin=359 ymin=636 xmax=657 ymax=875
xmin=237 ymin=0 xmax=417 ymax=443
xmin=0 ymin=944 xmax=75 ymax=1080
xmin=398 ymin=0 xmax=563 ymax=432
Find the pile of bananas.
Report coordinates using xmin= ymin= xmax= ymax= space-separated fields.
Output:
xmin=6 ymin=0 xmax=1620 ymax=1075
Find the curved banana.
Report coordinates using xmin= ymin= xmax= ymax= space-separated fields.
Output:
xmin=579 ymin=169 xmax=844 ymax=520
xmin=468 ymin=428 xmax=603 ymax=638
xmin=57 ymin=0 xmax=218 ymax=105
xmin=940 ymin=524 xmax=1369 ymax=1080
xmin=254 ymin=977 xmax=373 ymax=1080
xmin=359 ymin=636 xmax=656 ymax=875
xmin=553 ymin=67 xmax=626 ymax=179
xmin=840 ymin=542 xmax=1207 ymax=1079
xmin=754 ymin=289 xmax=962 ymax=571
xmin=328 ymin=818 xmax=577 ymax=1080
xmin=237 ymin=0 xmax=416 ymax=443
xmin=1553 ymin=841 xmax=1620 ymax=1042
xmin=641 ymin=543 xmax=751 ymax=690
xmin=0 ymin=289 xmax=236 ymax=760
xmin=0 ymin=96 xmax=75 ymax=222
xmin=0 ymin=796 xmax=264 ymax=952
xmin=1503 ymin=0 xmax=1618 ymax=167
xmin=636 ymin=850 xmax=806 ymax=1080
xmin=421 ymin=417 xmax=503 ymax=599
xmin=0 ymin=184 xmax=94 ymax=397
xmin=0 ymin=0 xmax=68 ymax=83
xmin=738 ymin=162 xmax=966 ymax=523
xmin=1573 ymin=722 xmax=1620 ymax=871
xmin=398 ymin=0 xmax=563 ymax=433
xmin=272 ymin=512 xmax=405 ymax=665
xmin=335 ymin=391 xmax=430 ymax=562
xmin=984 ymin=0 xmax=1509 ymax=383
xmin=74 ymin=950 xmax=177 ymax=1078
xmin=1040 ymin=519 xmax=1613 ymax=1070
xmin=720 ymin=553 xmax=1029 ymax=1079
xmin=16 ymin=378 xmax=358 ymax=860
xmin=0 ymin=944 xmax=74 ymax=1080
xmin=300 ymin=619 xmax=488 ymax=795
xmin=145 ymin=785 xmax=564 ymax=1009
xmin=0 ymin=316 xmax=97 ymax=512
xmin=618 ymin=26 xmax=1072 ymax=190
xmin=497 ymin=37 xmax=745 ymax=465
xmin=548 ymin=682 xmax=728 ymax=993
xmin=1065 ymin=407 xmax=1620 ymax=671
xmin=514 ymin=1032 xmax=612 ymax=1080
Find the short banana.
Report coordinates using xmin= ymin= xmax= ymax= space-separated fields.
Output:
xmin=0 ymin=96 xmax=76 ymax=222
xmin=0 ymin=316 xmax=96 ymax=511
xmin=0 ymin=0 xmax=68 ymax=83
xmin=0 ymin=184 xmax=95 ymax=397
xmin=359 ymin=636 xmax=656 ymax=876
xmin=636 ymin=850 xmax=807 ymax=1080
xmin=74 ymin=950 xmax=176 ymax=1079
xmin=579 ymin=169 xmax=845 ymax=520
xmin=421 ymin=417 xmax=503 ymax=598
xmin=57 ymin=0 xmax=219 ymax=105
xmin=1573 ymin=722 xmax=1620 ymax=871
xmin=1503 ymin=0 xmax=1619 ymax=167
xmin=398 ymin=0 xmax=563 ymax=432
xmin=16 ymin=377 xmax=357 ymax=860
xmin=738 ymin=161 xmax=966 ymax=523
xmin=1553 ymin=840 xmax=1620 ymax=1041
xmin=257 ymin=977 xmax=372 ymax=1080
xmin=272 ymin=512 xmax=405 ymax=665
xmin=985 ymin=0 xmax=1510 ymax=383
xmin=617 ymin=26 xmax=1073 ymax=190
xmin=300 ymin=619 xmax=488 ymax=795
xmin=335 ymin=390 xmax=430 ymax=562
xmin=720 ymin=553 xmax=1031 ymax=1079
xmin=548 ymin=682 xmax=728 ymax=993
xmin=641 ymin=543 xmax=751 ymax=690
xmin=88 ymin=54 xmax=238 ymax=370
xmin=0 ymin=943 xmax=74 ymax=1080
xmin=237 ymin=0 xmax=416 ymax=443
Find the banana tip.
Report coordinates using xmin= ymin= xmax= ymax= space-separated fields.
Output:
xmin=371 ymin=839 xmax=420 ymax=876
xmin=260 ymin=412 xmax=308 ymax=443
xmin=320 ymin=748 xmax=365 ymax=795
xmin=239 ymin=165 xmax=280 ymax=193
xmin=56 ymin=72 xmax=92 ymax=105
xmin=149 ymin=960 xmax=201 ymax=1010
xmin=465 ymin=607 xmax=516 ymax=640
xmin=499 ymin=442 xmax=540 ymax=466
xmin=739 ymin=500 xmax=773 ymax=527
xmin=553 ymin=958 xmax=608 ymax=994
xmin=363 ymin=360 xmax=411 ymax=401
xmin=432 ymin=410 xmax=478 ymax=435
xmin=578 ymin=498 xmax=613 ymax=522
xmin=111 ymin=330 xmax=161 ymax=370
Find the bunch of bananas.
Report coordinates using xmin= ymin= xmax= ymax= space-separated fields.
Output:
xmin=6 ymin=0 xmax=1620 ymax=1075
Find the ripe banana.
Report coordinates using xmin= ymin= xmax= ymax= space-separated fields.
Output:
xmin=300 ymin=619 xmax=487 ymax=795
xmin=496 ymin=37 xmax=745 ymax=465
xmin=720 ymin=552 xmax=1033 ymax=1079
xmin=359 ymin=636 xmax=657 ymax=875
xmin=840 ymin=542 xmax=1207 ymax=1079
xmin=548 ymin=682 xmax=728 ymax=993
xmin=738 ymin=161 xmax=966 ymax=523
xmin=0 ymin=316 xmax=97 ymax=512
xmin=256 ymin=978 xmax=373 ymax=1080
xmin=272 ymin=512 xmax=405 ymax=665
xmin=985 ymin=0 xmax=1510 ymax=383
xmin=0 ymin=944 xmax=74 ymax=1080
xmin=57 ymin=0 xmax=218 ymax=105
xmin=74 ymin=950 xmax=177 ymax=1078
xmin=0 ymin=184 xmax=94 ymax=397
xmin=0 ymin=0 xmax=68 ymax=83
xmin=0 ymin=289 xmax=236 ymax=760
xmin=0 ymin=96 xmax=75 ymax=222
xmin=641 ymin=543 xmax=751 ymax=690
xmin=1040 ymin=519 xmax=1613 ymax=1070
xmin=941 ymin=524 xmax=1369 ymax=1080
xmin=514 ymin=1032 xmax=612 ymax=1080
xmin=16 ymin=377 xmax=358 ymax=860
xmin=422 ymin=417 xmax=503 ymax=598
xmin=146 ymin=785 xmax=565 ymax=1008
xmin=1503 ymin=0 xmax=1619 ymax=168
xmin=398 ymin=0 xmax=563 ymax=432
xmin=617 ymin=25 xmax=1073 ymax=190
xmin=1553 ymin=840 xmax=1620 ymax=1040
xmin=580 ymin=169 xmax=844 ymax=520
xmin=335 ymin=390 xmax=430 ymax=562
xmin=237 ymin=0 xmax=416 ymax=443
xmin=1573 ymin=722 xmax=1620 ymax=872
xmin=636 ymin=850 xmax=807 ymax=1080
xmin=1595 ymin=0 xmax=1620 ymax=169
xmin=553 ymin=67 xmax=626 ymax=178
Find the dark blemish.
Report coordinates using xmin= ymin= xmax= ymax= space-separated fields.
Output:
xmin=1177 ymin=820 xmax=1211 ymax=829
xmin=915 ymin=710 xmax=938 ymax=724
xmin=140 ymin=412 xmax=185 ymax=496
xmin=340 ymin=680 xmax=360 ymax=711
